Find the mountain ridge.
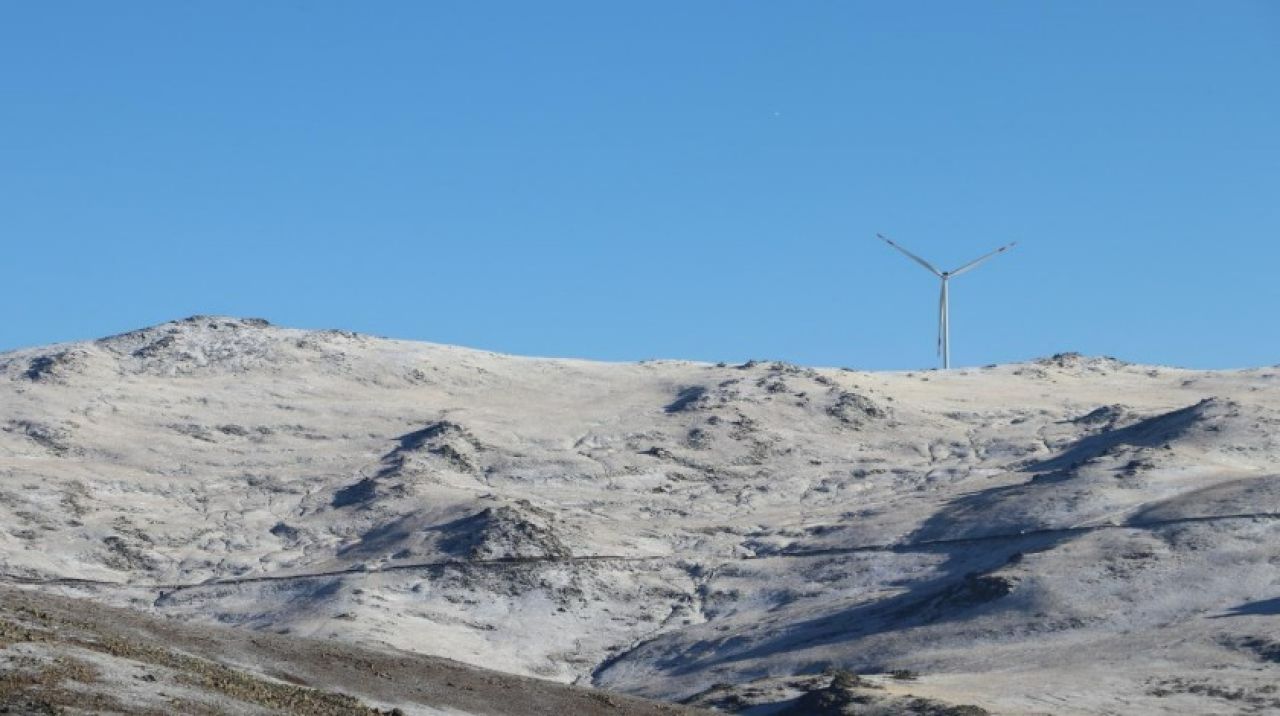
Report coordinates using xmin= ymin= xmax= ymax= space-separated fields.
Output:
xmin=2 ymin=316 xmax=1278 ymax=714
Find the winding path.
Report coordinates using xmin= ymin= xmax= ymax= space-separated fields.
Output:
xmin=3 ymin=510 xmax=1277 ymax=594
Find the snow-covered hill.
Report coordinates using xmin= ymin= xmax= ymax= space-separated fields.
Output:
xmin=2 ymin=316 xmax=1278 ymax=714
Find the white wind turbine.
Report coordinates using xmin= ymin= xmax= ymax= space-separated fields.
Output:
xmin=877 ymin=233 xmax=1016 ymax=370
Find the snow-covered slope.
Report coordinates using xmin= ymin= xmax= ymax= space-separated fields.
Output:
xmin=2 ymin=317 xmax=1278 ymax=714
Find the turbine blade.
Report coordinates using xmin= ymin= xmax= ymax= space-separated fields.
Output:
xmin=937 ymin=281 xmax=946 ymax=357
xmin=948 ymin=241 xmax=1017 ymax=277
xmin=877 ymin=234 xmax=942 ymax=277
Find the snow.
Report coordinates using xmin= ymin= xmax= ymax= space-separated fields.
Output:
xmin=2 ymin=317 xmax=1279 ymax=713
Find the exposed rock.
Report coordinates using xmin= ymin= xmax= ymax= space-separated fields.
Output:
xmin=3 ymin=420 xmax=76 ymax=456
xmin=827 ymin=390 xmax=889 ymax=425
xmin=438 ymin=502 xmax=572 ymax=560
xmin=22 ymin=349 xmax=89 ymax=383
xmin=665 ymin=387 xmax=709 ymax=414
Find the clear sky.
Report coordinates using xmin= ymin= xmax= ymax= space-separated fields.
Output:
xmin=2 ymin=2 xmax=1277 ymax=370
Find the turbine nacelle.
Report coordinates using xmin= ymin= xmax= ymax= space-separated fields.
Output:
xmin=876 ymin=233 xmax=1016 ymax=369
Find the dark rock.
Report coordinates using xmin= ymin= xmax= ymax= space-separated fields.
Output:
xmin=827 ymin=390 xmax=889 ymax=425
xmin=332 ymin=478 xmax=378 ymax=508
xmin=665 ymin=386 xmax=708 ymax=413
xmin=270 ymin=522 xmax=300 ymax=540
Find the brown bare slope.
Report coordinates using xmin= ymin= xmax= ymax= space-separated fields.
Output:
xmin=0 ymin=585 xmax=706 ymax=716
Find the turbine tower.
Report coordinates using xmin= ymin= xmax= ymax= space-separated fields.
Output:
xmin=877 ymin=233 xmax=1016 ymax=370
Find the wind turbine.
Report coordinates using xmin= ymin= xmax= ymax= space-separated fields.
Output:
xmin=877 ymin=233 xmax=1016 ymax=370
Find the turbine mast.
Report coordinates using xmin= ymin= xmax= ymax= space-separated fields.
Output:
xmin=940 ymin=277 xmax=951 ymax=370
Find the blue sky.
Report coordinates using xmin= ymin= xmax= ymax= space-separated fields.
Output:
xmin=2 ymin=2 xmax=1277 ymax=369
